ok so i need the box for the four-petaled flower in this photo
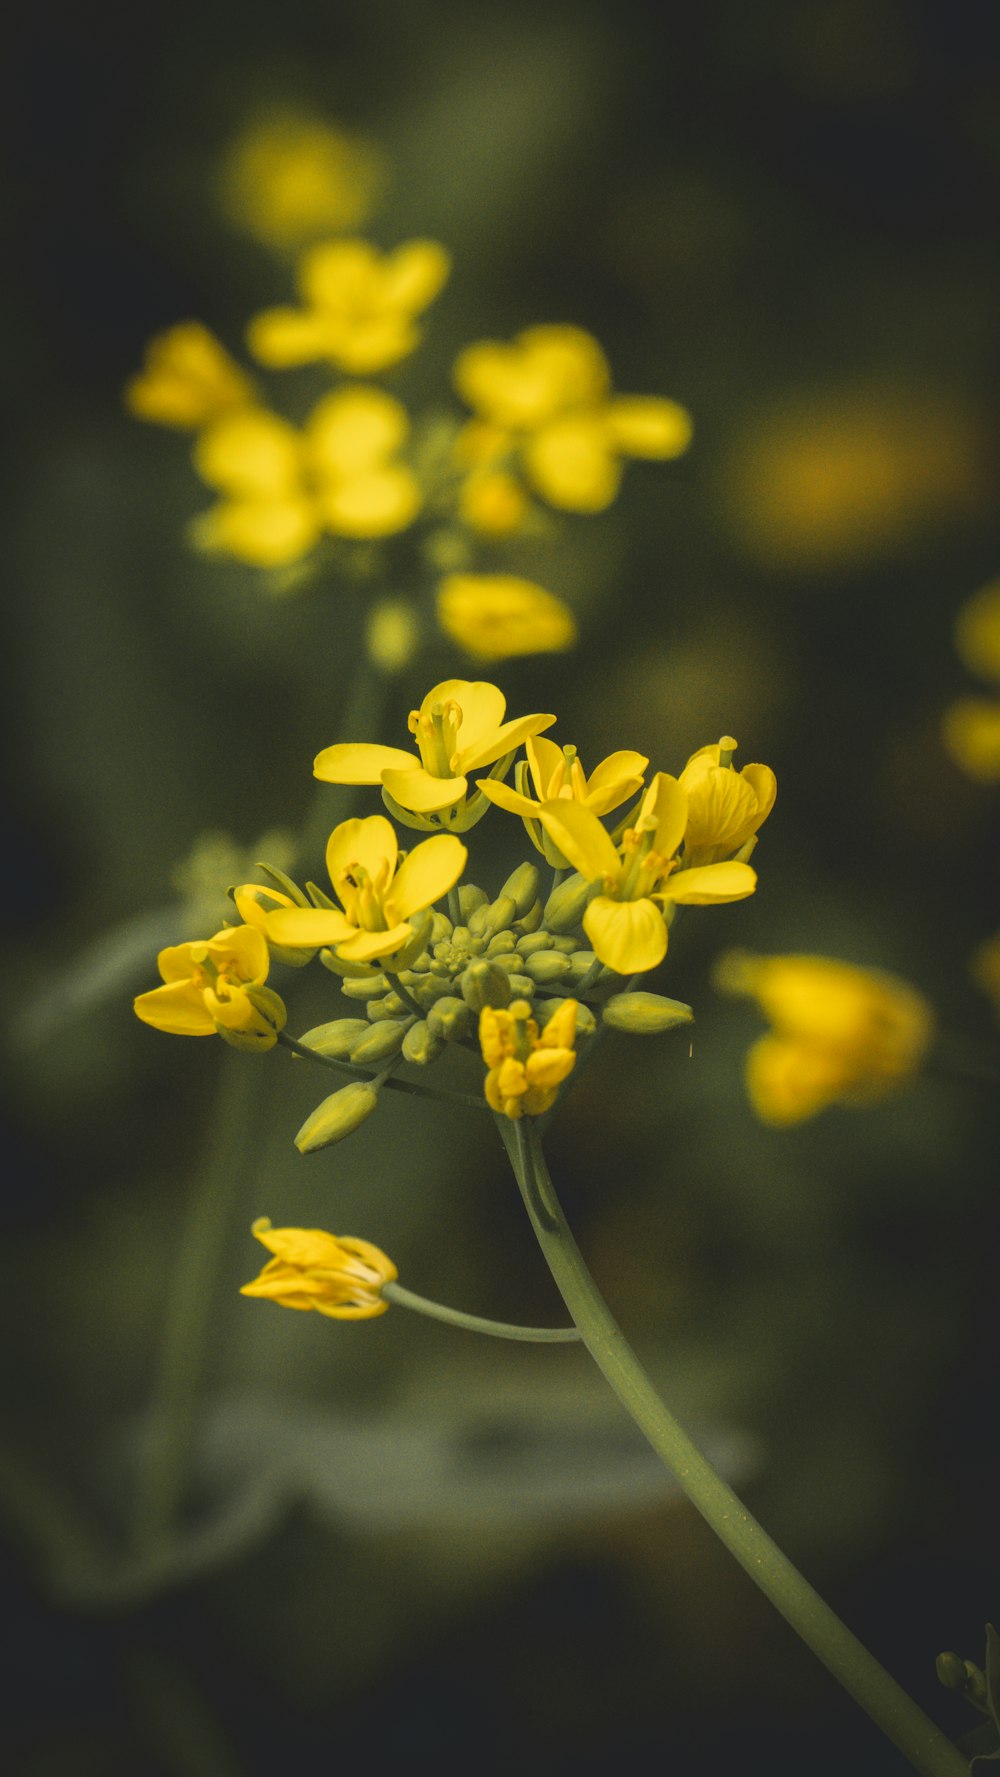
[247,238,451,374]
[677,737,777,866]
[240,1218,397,1319]
[191,389,421,567]
[313,679,556,832]
[480,735,648,865]
[133,925,286,1048]
[259,815,467,966]
[436,575,577,663]
[536,774,757,975]
[125,323,256,430]
[216,112,386,249]
[714,951,933,1126]
[480,999,579,1119]
[453,324,692,514]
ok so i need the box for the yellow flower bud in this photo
[601,992,694,1035]
[295,1083,379,1153]
[240,1217,396,1321]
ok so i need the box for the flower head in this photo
[482,734,648,866]
[259,814,466,966]
[216,112,386,249]
[437,575,577,662]
[715,950,932,1125]
[677,737,777,865]
[480,998,579,1119]
[247,237,450,375]
[192,389,421,567]
[536,773,757,975]
[454,324,692,514]
[134,925,285,1048]
[943,579,1000,782]
[240,1217,396,1320]
[125,323,256,430]
[313,679,555,832]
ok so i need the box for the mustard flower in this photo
[240,1218,396,1320]
[313,679,555,831]
[480,998,578,1119]
[133,925,286,1048]
[258,815,466,966]
[436,575,577,662]
[677,737,777,865]
[125,323,256,430]
[453,324,692,514]
[191,389,421,567]
[943,578,1000,782]
[536,774,757,975]
[972,928,1000,1016]
[246,238,450,375]
[481,735,648,866]
[715,950,933,1126]
[216,112,386,249]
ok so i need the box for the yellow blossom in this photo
[240,1217,396,1320]
[715,950,933,1125]
[247,238,450,374]
[259,815,466,966]
[191,389,421,567]
[313,679,555,832]
[480,999,578,1119]
[972,929,1000,1015]
[133,925,285,1047]
[216,112,386,249]
[481,734,648,866]
[436,575,577,662]
[943,579,1000,782]
[536,774,757,975]
[125,323,256,430]
[453,324,692,514]
[677,737,777,865]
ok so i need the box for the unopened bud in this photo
[543,872,592,933]
[349,1019,412,1064]
[298,1018,370,1059]
[426,996,475,1041]
[402,1020,446,1065]
[295,1082,378,1153]
[387,910,434,971]
[512,898,544,935]
[499,861,541,917]
[458,883,489,921]
[459,958,513,1013]
[543,998,597,1037]
[601,993,694,1035]
[522,950,573,985]
[339,974,391,999]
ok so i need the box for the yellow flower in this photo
[240,1218,396,1320]
[677,737,777,865]
[436,575,577,662]
[536,774,757,974]
[125,323,256,430]
[260,815,466,965]
[247,238,450,374]
[191,389,421,566]
[133,925,285,1048]
[480,998,578,1119]
[715,950,933,1126]
[943,579,1000,782]
[480,734,648,866]
[313,680,556,832]
[216,111,386,249]
[972,929,1000,1014]
[453,324,692,514]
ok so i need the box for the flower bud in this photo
[522,950,573,985]
[566,949,599,983]
[458,883,489,921]
[542,998,597,1037]
[348,1019,412,1064]
[426,995,475,1041]
[367,991,408,1020]
[339,974,391,999]
[298,1018,370,1059]
[516,930,555,957]
[215,985,287,1051]
[499,861,541,917]
[512,898,544,935]
[295,1082,378,1152]
[601,992,694,1035]
[386,910,434,972]
[486,931,517,956]
[459,958,513,1013]
[543,872,592,933]
[402,1019,446,1065]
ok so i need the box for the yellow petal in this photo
[246,307,338,368]
[379,240,451,312]
[477,778,540,817]
[299,238,379,307]
[535,800,620,881]
[583,750,649,815]
[741,763,777,826]
[524,415,621,513]
[421,679,507,750]
[606,397,693,459]
[326,816,398,892]
[942,697,1000,782]
[453,341,546,429]
[457,710,557,772]
[313,742,418,784]
[526,734,564,797]
[324,318,419,375]
[436,575,576,662]
[380,766,469,813]
[265,906,356,946]
[205,925,271,979]
[664,861,757,904]
[134,981,215,1035]
[642,772,688,858]
[320,466,421,538]
[194,410,302,496]
[193,498,320,567]
[337,922,414,962]
[583,895,667,974]
[386,834,467,921]
[746,1035,847,1125]
[519,326,610,401]
[125,322,255,428]
[307,386,409,471]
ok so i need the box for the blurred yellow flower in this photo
[125,323,256,430]
[260,814,466,965]
[436,575,577,661]
[480,998,578,1119]
[715,950,932,1125]
[247,238,450,374]
[454,324,692,514]
[942,579,1000,782]
[537,774,756,974]
[678,737,777,865]
[972,928,1000,1014]
[240,1218,396,1320]
[313,679,555,830]
[191,389,421,566]
[217,112,386,249]
[134,925,285,1048]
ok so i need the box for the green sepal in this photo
[252,862,310,907]
[386,909,434,971]
[318,948,384,981]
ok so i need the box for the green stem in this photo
[277,1028,486,1111]
[503,1117,967,1777]
[132,1052,263,1555]
[382,1281,580,1342]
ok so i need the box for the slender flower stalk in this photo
[502,1117,967,1777]
[382,1281,580,1342]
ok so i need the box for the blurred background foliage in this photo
[5,1,1000,1773]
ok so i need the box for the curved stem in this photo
[502,1116,967,1777]
[382,1281,580,1342]
[277,1028,486,1111]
